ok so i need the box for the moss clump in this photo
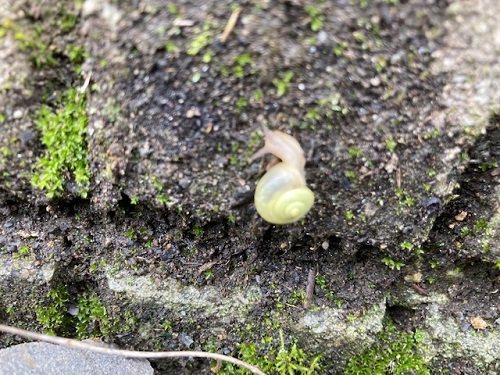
[3,2,82,69]
[31,88,90,198]
[36,286,111,339]
[217,329,322,375]
[187,22,215,56]
[75,294,110,339]
[344,320,430,375]
[36,285,71,336]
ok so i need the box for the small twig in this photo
[197,260,218,276]
[303,267,317,309]
[220,6,242,44]
[410,283,429,297]
[78,70,92,94]
[0,324,266,375]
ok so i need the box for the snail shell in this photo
[249,126,315,224]
[254,163,314,224]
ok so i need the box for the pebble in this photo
[179,333,194,348]
[12,110,23,119]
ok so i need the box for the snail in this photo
[249,126,314,224]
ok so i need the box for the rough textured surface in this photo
[0,0,499,373]
[0,342,153,375]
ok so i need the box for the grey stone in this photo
[0,342,153,375]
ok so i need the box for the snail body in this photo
[250,127,314,224]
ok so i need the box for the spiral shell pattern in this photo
[254,163,314,224]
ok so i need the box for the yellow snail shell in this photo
[254,163,314,224]
[250,127,314,224]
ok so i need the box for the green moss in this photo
[217,329,322,375]
[479,161,498,171]
[333,41,349,56]
[345,210,355,220]
[345,170,357,182]
[381,256,405,270]
[157,194,170,205]
[14,29,57,68]
[1,145,12,158]
[4,3,83,70]
[125,228,136,240]
[36,286,70,335]
[385,136,397,152]
[400,240,414,251]
[302,93,349,130]
[423,129,441,140]
[288,290,306,306]
[233,52,255,78]
[187,22,214,56]
[75,294,110,339]
[192,227,204,237]
[59,11,78,32]
[273,71,294,97]
[219,52,256,80]
[395,189,415,208]
[31,88,90,198]
[348,147,363,159]
[13,245,30,259]
[36,285,115,340]
[229,143,242,166]
[235,96,248,113]
[474,217,492,235]
[245,130,264,159]
[319,93,349,115]
[305,5,325,32]
[151,176,163,190]
[253,89,263,101]
[65,44,88,67]
[344,320,430,375]
[204,269,214,280]
[167,4,179,15]
[373,55,387,73]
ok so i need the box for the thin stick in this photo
[0,324,266,375]
[220,6,242,44]
[78,70,92,94]
[303,267,317,309]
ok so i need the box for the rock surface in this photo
[0,342,153,375]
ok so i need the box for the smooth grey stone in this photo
[0,342,153,375]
